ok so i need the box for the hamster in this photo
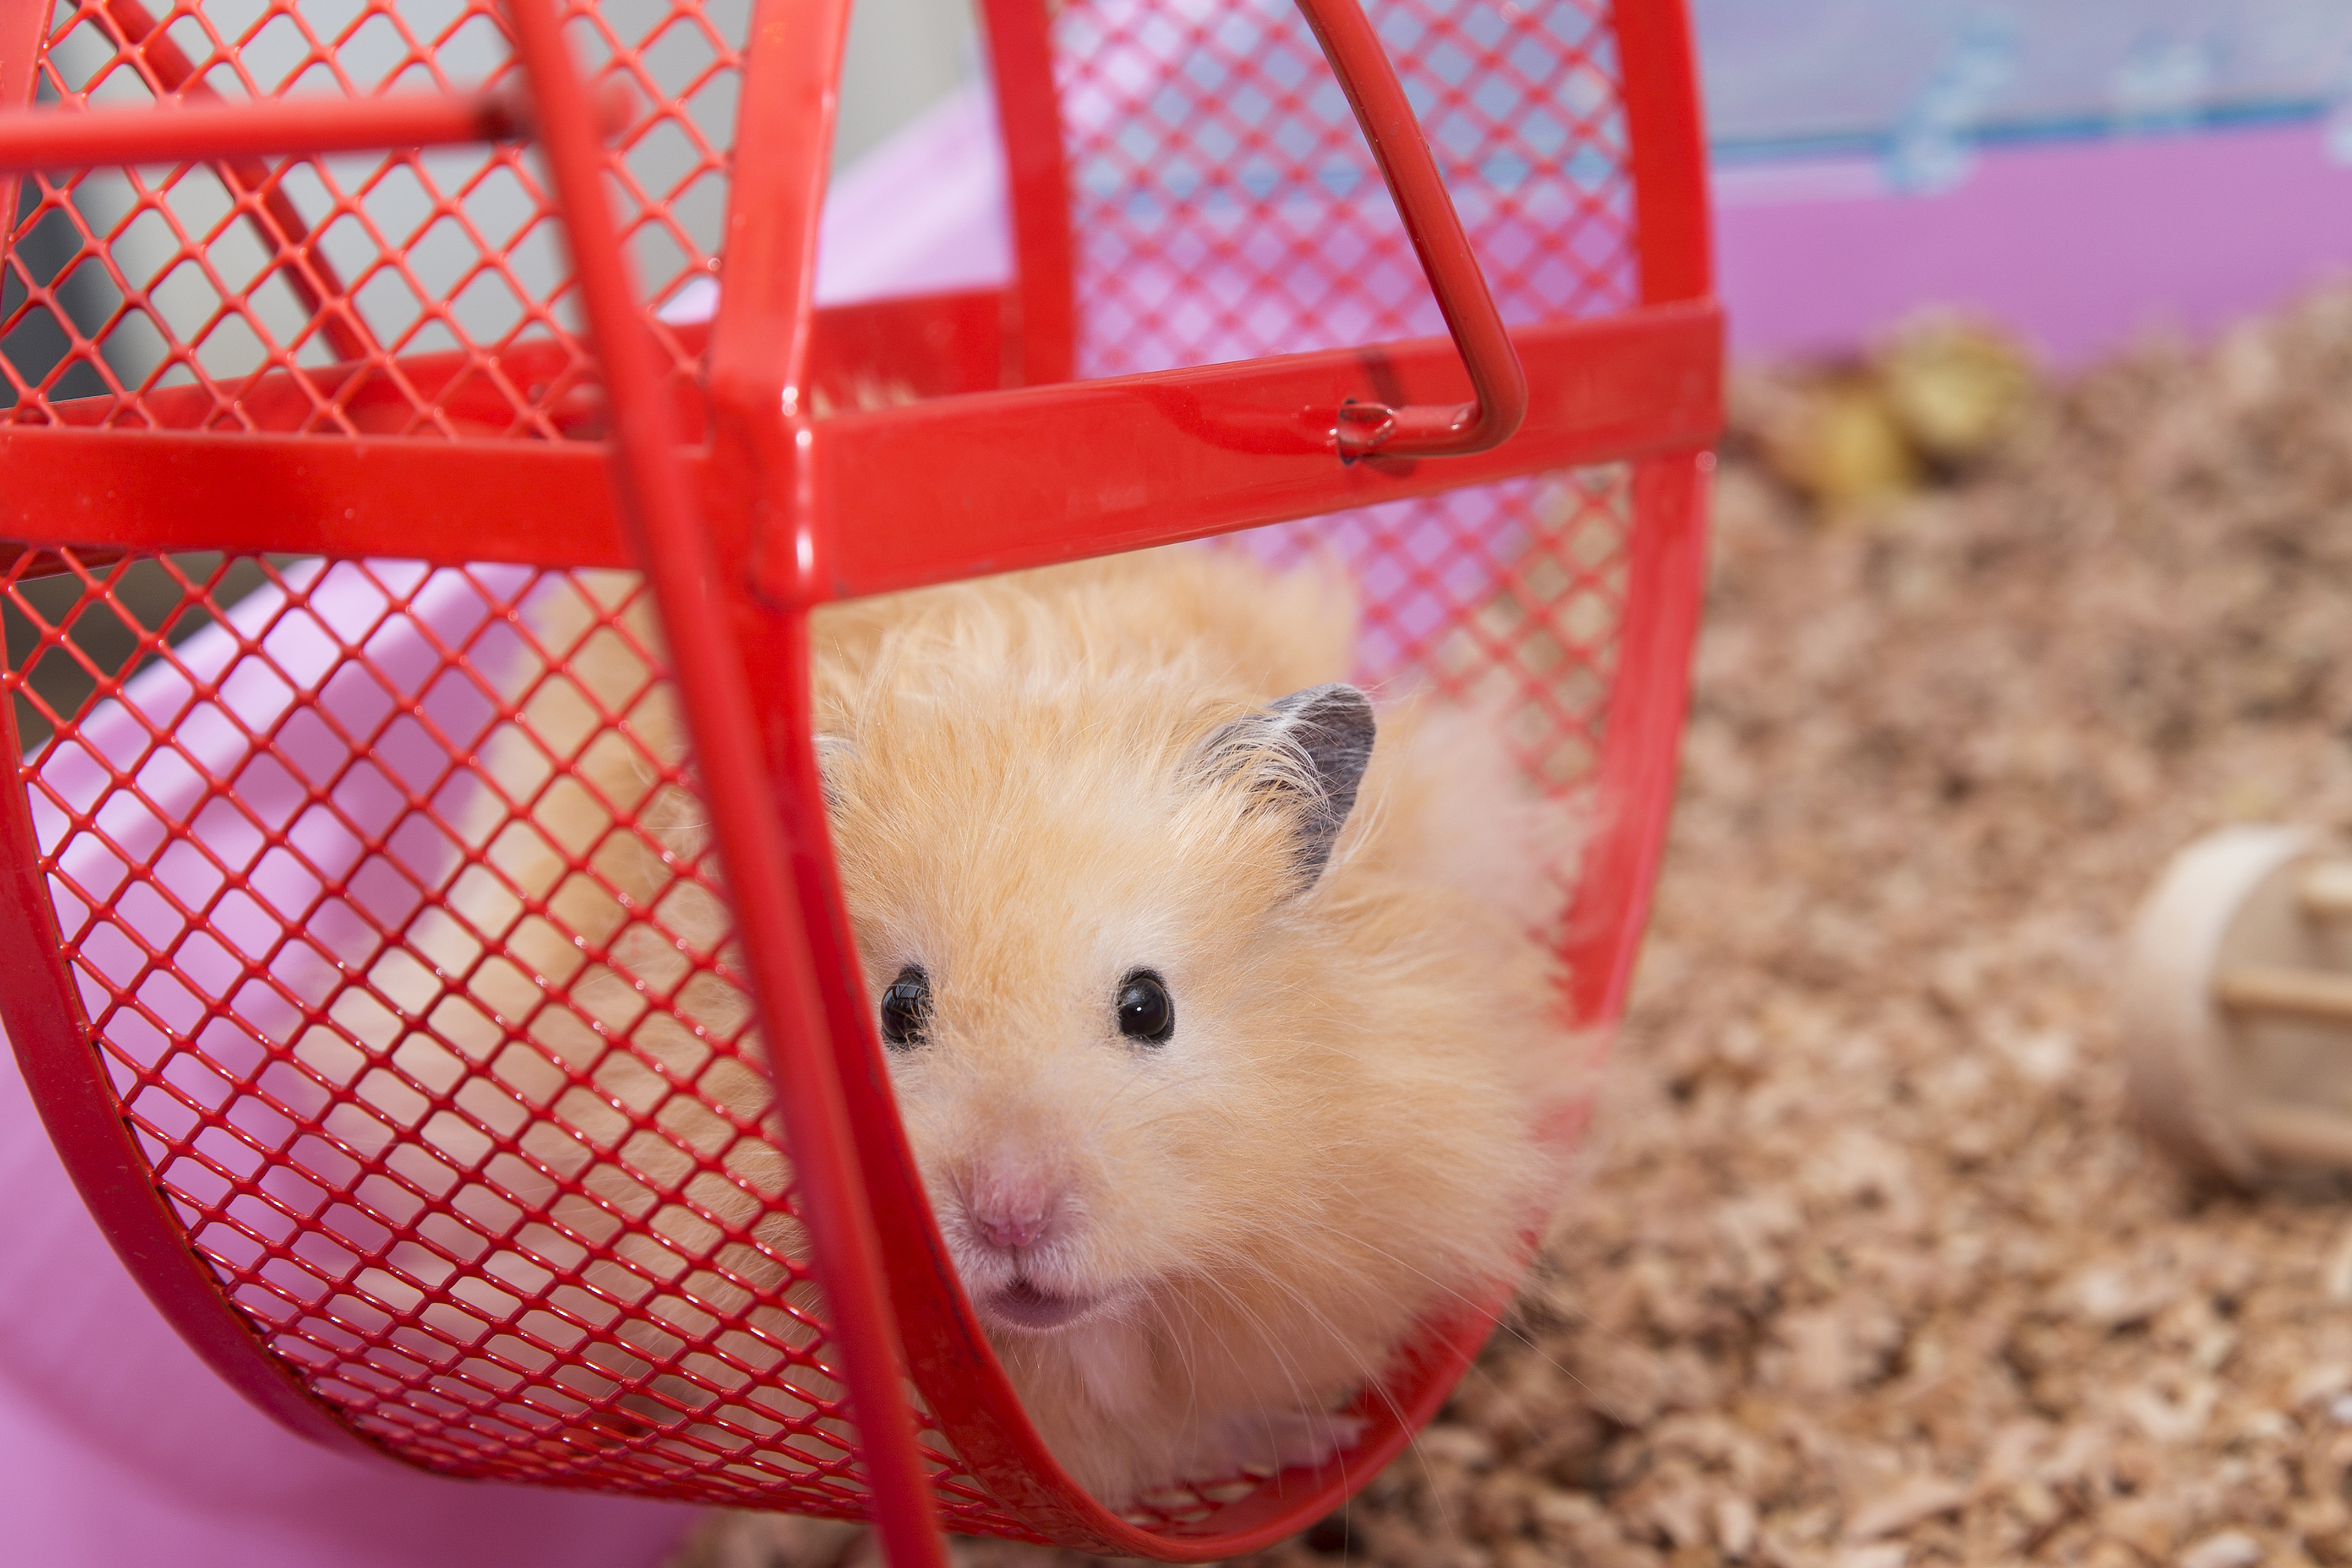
[456,548,1578,1506]
[810,550,1577,1503]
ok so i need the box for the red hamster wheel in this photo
[0,0,1717,1556]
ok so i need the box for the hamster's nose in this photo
[967,1185,1062,1253]
[978,1209,1050,1250]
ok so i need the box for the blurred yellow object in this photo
[1878,314,2038,467]
[1804,376,1924,506]
[1726,314,2038,513]
[1733,368,1919,510]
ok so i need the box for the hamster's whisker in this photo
[1142,1287,1236,1470]
[1200,1250,1420,1429]
[1218,1253,1414,1398]
[1268,1212,1637,1426]
[1152,1287,1242,1469]
[1180,1269,1343,1481]
[1076,1061,1203,1141]
[1174,1266,1327,1426]
[1141,1291,1205,1426]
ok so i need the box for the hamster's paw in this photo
[1209,1405,1368,1479]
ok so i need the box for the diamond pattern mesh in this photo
[1058,0,1632,376]
[3,554,980,1515]
[2,0,740,434]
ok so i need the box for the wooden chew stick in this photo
[2239,1101,2352,1172]
[2299,859,2352,921]
[2216,963,2352,1025]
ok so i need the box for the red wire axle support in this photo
[0,88,533,169]
[0,0,1720,1559]
[1301,0,1527,458]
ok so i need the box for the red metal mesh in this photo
[1058,0,1632,376]
[1231,466,1628,789]
[2,0,1651,1541]
[5,552,962,1515]
[2,0,736,434]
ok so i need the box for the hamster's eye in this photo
[1116,970,1174,1044]
[880,965,931,1049]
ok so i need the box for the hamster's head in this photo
[822,671,1376,1339]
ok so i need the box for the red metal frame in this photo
[1618,0,1715,309]
[0,0,1720,1558]
[0,88,531,171]
[499,0,947,1561]
[1,303,1716,573]
[0,0,46,154]
[1557,0,1716,1030]
[978,0,1075,387]
[1296,0,1526,458]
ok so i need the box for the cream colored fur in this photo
[812,550,1574,1502]
[460,548,1577,1504]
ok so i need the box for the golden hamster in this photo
[811,550,1577,1503]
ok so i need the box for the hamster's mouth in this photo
[979,1279,1109,1334]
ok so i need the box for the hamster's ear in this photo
[1196,682,1375,887]
[812,733,855,812]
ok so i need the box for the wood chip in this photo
[2178,1530,2264,1568]
[1843,1476,1969,1541]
